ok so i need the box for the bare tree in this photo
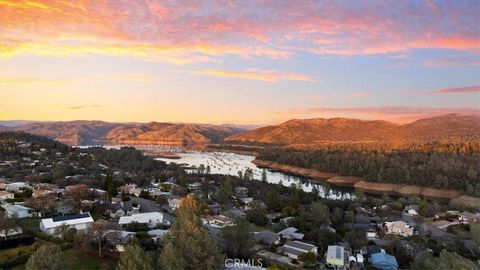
[0,211,17,239]
[65,184,90,213]
[25,194,56,217]
[88,219,120,258]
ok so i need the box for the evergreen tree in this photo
[221,219,255,258]
[26,245,65,270]
[117,244,152,270]
[159,195,224,270]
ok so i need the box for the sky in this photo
[0,0,479,125]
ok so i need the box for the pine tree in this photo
[117,244,152,270]
[159,195,224,270]
[26,245,65,270]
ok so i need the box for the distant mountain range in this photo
[225,114,480,147]
[2,114,479,147]
[7,121,243,146]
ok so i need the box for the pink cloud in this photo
[1,1,479,62]
[404,85,480,96]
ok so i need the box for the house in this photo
[254,231,281,246]
[367,229,378,239]
[188,182,202,190]
[108,200,140,218]
[240,197,254,205]
[118,212,164,228]
[5,182,30,192]
[32,189,54,198]
[371,252,398,270]
[104,230,136,252]
[404,205,419,216]
[148,229,169,243]
[222,209,246,219]
[326,245,346,269]
[234,187,248,198]
[118,184,137,194]
[0,226,23,238]
[384,221,414,237]
[5,204,36,218]
[202,215,234,228]
[168,197,183,211]
[278,227,304,240]
[0,190,14,201]
[280,241,317,259]
[40,213,94,236]
[459,211,480,224]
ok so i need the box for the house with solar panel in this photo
[39,213,94,236]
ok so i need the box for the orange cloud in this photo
[1,1,478,62]
[190,68,315,82]
[403,85,480,96]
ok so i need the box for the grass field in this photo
[11,248,118,270]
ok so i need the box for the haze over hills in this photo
[225,114,480,147]
[3,114,479,147]
[13,121,243,146]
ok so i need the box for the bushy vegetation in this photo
[259,143,480,194]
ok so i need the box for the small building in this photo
[118,212,164,228]
[371,252,398,270]
[367,229,378,239]
[326,245,346,269]
[40,213,94,236]
[148,229,169,243]
[188,182,202,190]
[280,240,317,259]
[5,204,36,219]
[0,226,23,238]
[0,190,14,201]
[384,221,414,237]
[278,227,304,240]
[404,205,419,216]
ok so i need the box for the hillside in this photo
[226,114,480,147]
[16,121,242,146]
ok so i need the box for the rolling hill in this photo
[225,114,480,147]
[15,121,242,146]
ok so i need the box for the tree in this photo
[25,194,56,217]
[0,212,17,239]
[159,195,224,270]
[246,201,268,226]
[26,245,65,270]
[89,219,118,257]
[354,189,365,202]
[471,223,480,248]
[266,189,282,212]
[117,244,152,270]
[221,219,255,259]
[418,200,433,217]
[345,229,367,250]
[331,207,343,226]
[103,172,118,203]
[299,252,317,265]
[65,184,90,213]
[261,169,267,183]
[288,190,300,211]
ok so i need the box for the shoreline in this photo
[252,159,465,200]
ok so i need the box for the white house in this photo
[40,213,94,236]
[404,205,419,216]
[0,191,14,201]
[384,221,414,237]
[278,227,304,240]
[118,212,164,228]
[202,215,234,228]
[280,240,318,259]
[5,182,30,192]
[5,204,36,218]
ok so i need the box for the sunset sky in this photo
[1,0,479,125]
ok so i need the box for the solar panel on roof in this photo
[52,213,89,222]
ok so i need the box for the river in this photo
[155,151,353,200]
